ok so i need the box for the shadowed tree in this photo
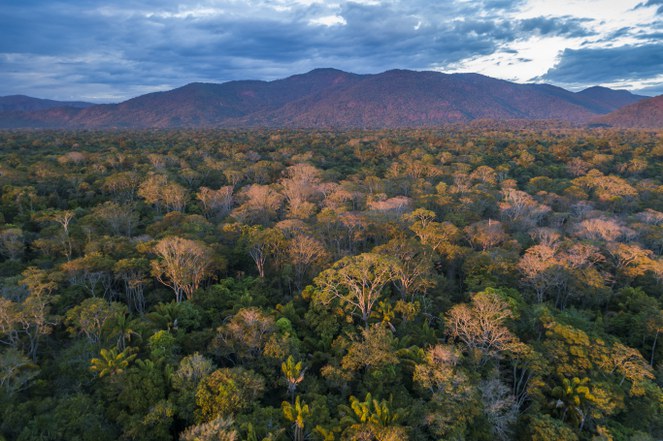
[0,227,24,260]
[0,347,39,395]
[413,344,479,438]
[211,307,275,362]
[64,297,125,345]
[4,268,62,360]
[287,233,329,292]
[114,258,149,314]
[61,252,115,298]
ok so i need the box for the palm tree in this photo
[282,396,310,441]
[89,347,136,378]
[281,355,305,402]
[107,312,141,350]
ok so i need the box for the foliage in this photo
[0,128,662,440]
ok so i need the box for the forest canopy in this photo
[0,127,662,440]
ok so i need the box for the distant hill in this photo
[0,95,94,112]
[0,69,650,129]
[592,94,663,128]
[576,86,647,114]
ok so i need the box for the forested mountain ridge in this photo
[592,94,663,128]
[0,69,648,128]
[0,128,662,440]
[0,95,94,112]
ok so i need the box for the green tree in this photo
[282,396,310,441]
[0,348,39,395]
[195,368,265,422]
[281,355,305,402]
[315,253,398,327]
[65,298,125,345]
[172,352,215,424]
[89,346,136,378]
[338,393,406,441]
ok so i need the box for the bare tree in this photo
[287,233,328,292]
[499,188,550,230]
[151,236,213,302]
[50,210,75,261]
[478,377,519,441]
[280,163,322,219]
[232,184,284,225]
[114,258,149,314]
[92,201,138,237]
[446,290,520,364]
[465,220,508,251]
[197,186,234,219]
[517,244,569,304]
[574,217,627,242]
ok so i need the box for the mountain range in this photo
[0,68,659,129]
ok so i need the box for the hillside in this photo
[576,86,646,114]
[592,94,663,128]
[0,95,94,112]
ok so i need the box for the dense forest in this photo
[0,128,661,441]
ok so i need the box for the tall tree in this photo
[315,253,398,327]
[151,236,213,302]
[445,289,521,364]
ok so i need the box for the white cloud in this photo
[145,7,227,19]
[443,35,586,83]
[309,14,347,26]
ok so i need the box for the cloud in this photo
[636,0,663,14]
[540,43,663,85]
[0,0,659,101]
[517,16,594,38]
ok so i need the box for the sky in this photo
[1,0,662,103]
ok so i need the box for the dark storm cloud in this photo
[540,44,663,84]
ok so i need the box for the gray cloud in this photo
[540,44,663,87]
[518,16,594,38]
[637,0,663,14]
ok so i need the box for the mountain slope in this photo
[236,71,602,127]
[0,95,94,112]
[576,86,647,114]
[592,95,663,128]
[0,69,650,129]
